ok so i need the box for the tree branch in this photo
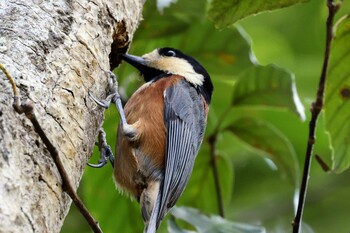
[315,154,331,172]
[1,64,103,233]
[292,1,340,232]
[208,133,225,218]
[207,107,233,218]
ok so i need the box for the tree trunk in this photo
[0,0,143,232]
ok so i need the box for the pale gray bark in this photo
[0,0,144,232]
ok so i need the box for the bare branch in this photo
[208,134,225,218]
[315,155,331,172]
[292,1,340,232]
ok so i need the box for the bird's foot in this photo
[88,128,114,168]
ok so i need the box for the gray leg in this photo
[88,71,119,109]
[90,72,128,126]
[88,71,136,168]
[90,71,137,140]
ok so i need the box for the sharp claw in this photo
[87,152,108,168]
[103,145,115,168]
[105,146,115,167]
[109,156,115,167]
[88,152,114,168]
[88,129,115,169]
[87,161,108,168]
[88,91,111,109]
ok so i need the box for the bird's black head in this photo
[120,47,213,104]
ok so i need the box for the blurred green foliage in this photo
[62,0,350,232]
[324,15,350,173]
[208,0,308,29]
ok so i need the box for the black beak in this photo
[120,54,148,70]
[120,53,164,82]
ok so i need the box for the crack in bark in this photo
[89,0,99,7]
[0,27,16,33]
[23,152,62,203]
[83,96,88,108]
[8,1,29,8]
[46,76,63,107]
[106,5,118,22]
[38,174,62,204]
[46,112,77,152]
[14,38,47,72]
[67,63,82,77]
[77,39,102,70]
[75,1,87,10]
[70,114,84,132]
[61,87,75,98]
[15,38,44,58]
[20,207,35,233]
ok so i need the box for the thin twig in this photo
[206,108,230,218]
[1,64,103,233]
[208,134,225,218]
[207,107,232,218]
[315,155,331,172]
[0,64,19,97]
[292,1,340,232]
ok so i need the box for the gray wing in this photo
[147,79,207,232]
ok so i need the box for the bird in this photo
[89,47,213,233]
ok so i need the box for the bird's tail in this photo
[143,191,161,233]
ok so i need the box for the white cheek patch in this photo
[150,57,204,86]
[141,49,204,86]
[142,50,161,62]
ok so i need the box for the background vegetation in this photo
[62,0,350,232]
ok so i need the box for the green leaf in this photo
[227,117,299,183]
[232,64,306,120]
[169,206,265,233]
[208,0,308,29]
[135,0,207,39]
[324,15,350,173]
[168,218,196,233]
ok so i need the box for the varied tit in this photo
[90,47,213,233]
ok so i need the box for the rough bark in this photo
[0,0,144,232]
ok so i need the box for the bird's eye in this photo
[165,50,176,57]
